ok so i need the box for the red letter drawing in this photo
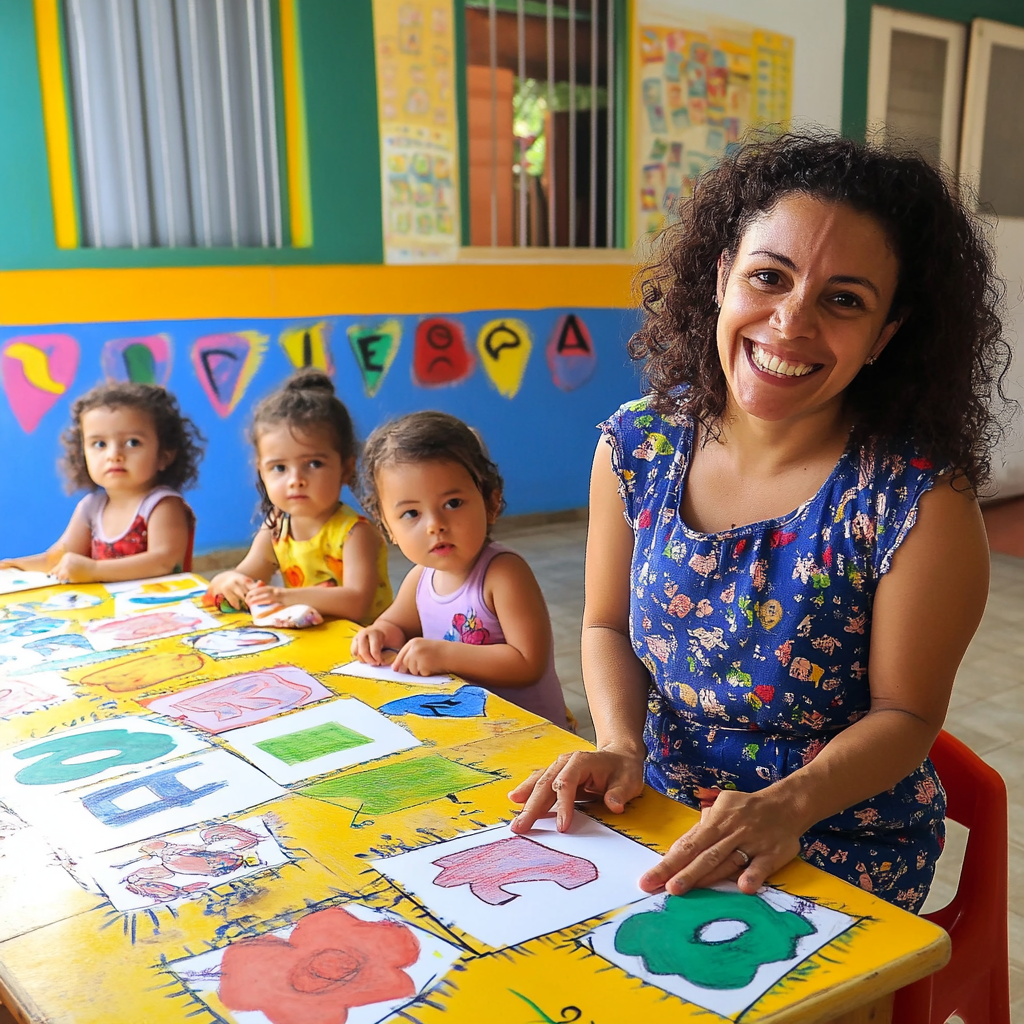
[431,836,598,905]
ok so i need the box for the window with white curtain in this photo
[63,0,283,249]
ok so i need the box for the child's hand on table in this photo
[391,637,449,676]
[50,552,96,584]
[245,580,287,611]
[206,570,255,610]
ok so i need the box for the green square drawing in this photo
[254,721,372,765]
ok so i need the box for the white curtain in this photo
[63,0,282,248]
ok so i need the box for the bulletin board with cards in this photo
[0,574,947,1024]
[630,3,793,243]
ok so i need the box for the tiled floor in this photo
[421,516,1023,1020]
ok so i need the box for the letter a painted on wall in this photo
[1,334,80,433]
[546,314,597,391]
[191,332,268,417]
[347,320,401,397]
[101,334,173,385]
[279,321,334,374]
[476,318,531,398]
[413,317,473,387]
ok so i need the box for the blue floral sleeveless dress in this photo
[602,397,946,913]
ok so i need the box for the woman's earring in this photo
[866,356,877,365]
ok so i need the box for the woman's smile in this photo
[746,340,821,381]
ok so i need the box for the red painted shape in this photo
[413,317,474,387]
[219,907,419,1024]
[432,835,598,905]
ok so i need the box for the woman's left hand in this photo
[639,787,804,896]
[50,552,95,584]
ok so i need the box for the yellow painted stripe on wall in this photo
[279,0,312,248]
[34,0,79,250]
[0,264,634,326]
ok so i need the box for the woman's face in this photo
[715,193,901,425]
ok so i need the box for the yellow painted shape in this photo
[279,0,312,247]
[477,317,532,398]
[33,0,78,249]
[279,320,334,372]
[1,342,67,393]
[0,263,633,326]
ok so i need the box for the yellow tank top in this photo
[271,503,392,626]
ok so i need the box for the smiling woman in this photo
[510,131,1013,914]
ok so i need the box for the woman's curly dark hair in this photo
[60,382,204,493]
[632,129,1013,490]
[250,369,357,530]
[359,411,506,531]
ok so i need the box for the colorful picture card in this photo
[221,698,422,785]
[371,813,661,951]
[142,664,333,734]
[331,659,452,687]
[84,600,219,650]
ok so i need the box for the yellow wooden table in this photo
[0,576,947,1024]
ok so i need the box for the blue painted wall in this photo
[1,307,642,557]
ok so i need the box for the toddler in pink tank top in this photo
[351,412,571,729]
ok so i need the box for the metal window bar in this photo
[546,0,556,247]
[517,0,527,247]
[589,0,597,247]
[488,0,498,247]
[606,0,614,247]
[568,0,576,247]
[61,0,283,250]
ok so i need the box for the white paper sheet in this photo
[181,626,292,660]
[165,901,464,1024]
[84,600,219,650]
[0,716,211,799]
[143,664,333,734]
[78,815,291,912]
[371,813,662,951]
[220,698,421,785]
[331,659,452,687]
[0,569,56,596]
[0,671,76,719]
[585,883,858,1019]
[0,631,141,676]
[38,590,103,610]
[24,748,287,854]
[112,577,209,618]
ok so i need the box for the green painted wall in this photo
[0,0,383,270]
[843,0,1024,138]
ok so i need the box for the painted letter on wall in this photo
[191,332,268,417]
[348,320,402,397]
[546,314,597,391]
[476,319,531,398]
[413,317,473,387]
[1,334,79,432]
[101,334,173,385]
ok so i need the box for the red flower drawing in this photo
[219,907,419,1024]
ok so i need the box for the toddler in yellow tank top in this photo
[208,371,392,625]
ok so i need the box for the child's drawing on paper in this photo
[372,814,661,950]
[165,901,463,1024]
[585,884,857,1019]
[80,817,290,912]
[112,575,207,616]
[182,626,292,660]
[0,568,55,596]
[84,601,218,650]
[0,672,74,718]
[38,590,103,610]
[143,665,332,733]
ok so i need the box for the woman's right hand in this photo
[206,571,255,610]
[508,747,646,834]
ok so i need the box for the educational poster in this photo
[585,883,857,1019]
[372,813,661,951]
[373,0,460,263]
[631,2,793,241]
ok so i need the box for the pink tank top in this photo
[416,542,568,728]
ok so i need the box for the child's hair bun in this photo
[284,368,335,395]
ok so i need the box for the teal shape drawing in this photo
[13,728,176,786]
[299,753,496,815]
[614,890,816,990]
[254,721,371,765]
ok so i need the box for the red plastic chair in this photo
[892,729,1010,1023]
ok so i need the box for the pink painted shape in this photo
[432,835,598,905]
[143,665,332,733]
[100,334,173,385]
[191,333,253,417]
[1,334,79,433]
[0,678,64,718]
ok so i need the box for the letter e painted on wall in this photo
[546,314,597,391]
[476,319,531,398]
[413,317,473,387]
[1,334,79,433]
[347,320,402,397]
